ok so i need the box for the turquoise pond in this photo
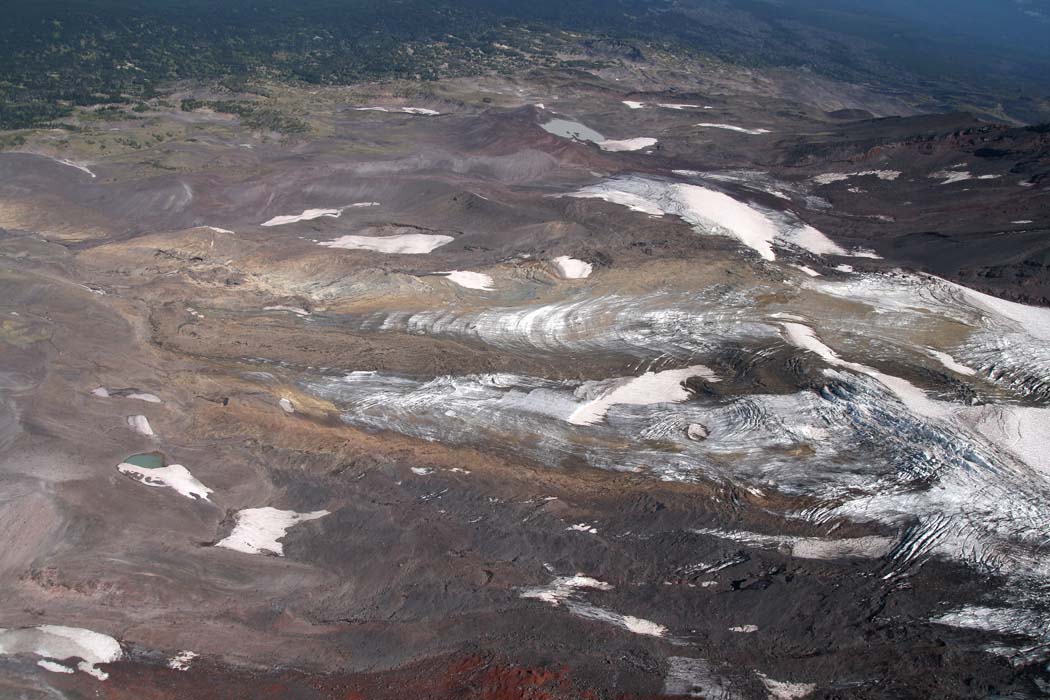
[122,452,165,469]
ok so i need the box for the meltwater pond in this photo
[121,452,165,469]
[540,118,605,143]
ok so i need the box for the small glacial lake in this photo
[540,119,605,143]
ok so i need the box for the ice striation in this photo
[292,237,1050,648]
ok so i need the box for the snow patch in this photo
[552,256,593,279]
[812,173,850,185]
[0,625,122,681]
[319,233,453,254]
[857,170,901,180]
[168,650,198,671]
[927,349,975,376]
[598,137,658,152]
[520,574,668,637]
[279,398,295,413]
[441,271,495,290]
[215,507,329,556]
[672,185,779,260]
[520,574,611,604]
[319,232,451,255]
[262,203,379,227]
[127,415,154,437]
[780,322,947,419]
[569,176,839,261]
[958,404,1050,477]
[264,305,310,316]
[694,123,771,135]
[53,158,96,178]
[354,106,439,115]
[118,462,212,501]
[780,224,847,256]
[569,365,716,426]
[931,170,1001,185]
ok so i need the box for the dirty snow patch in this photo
[567,189,665,216]
[694,527,894,560]
[729,625,759,633]
[279,398,295,413]
[758,673,816,700]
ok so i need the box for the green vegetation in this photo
[179,99,307,134]
[0,133,27,150]
[0,0,600,129]
[1,0,1048,130]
